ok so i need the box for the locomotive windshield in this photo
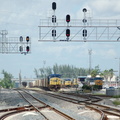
[49,74,61,78]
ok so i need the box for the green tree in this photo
[0,70,14,88]
[90,65,100,77]
[109,69,114,81]
[103,70,109,82]
[34,68,40,78]
[101,69,114,82]
[34,64,90,78]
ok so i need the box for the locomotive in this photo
[30,74,62,91]
[62,78,72,87]
[85,77,103,89]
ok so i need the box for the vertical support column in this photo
[88,49,92,75]
[0,30,8,53]
[43,60,46,87]
[82,8,87,42]
[19,71,22,88]
[52,2,57,41]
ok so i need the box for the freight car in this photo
[31,74,62,91]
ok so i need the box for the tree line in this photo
[34,64,114,81]
[34,64,89,78]
[0,65,115,89]
[34,64,115,81]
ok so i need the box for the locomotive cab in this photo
[48,74,61,90]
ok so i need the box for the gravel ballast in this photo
[0,88,119,120]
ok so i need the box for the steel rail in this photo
[38,92,106,120]
[62,93,102,102]
[18,89,75,120]
[39,91,120,119]
[17,90,49,120]
[0,105,31,112]
[0,106,48,120]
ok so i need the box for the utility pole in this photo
[88,49,92,75]
[43,60,46,86]
[19,71,22,88]
[115,58,120,81]
[0,30,8,53]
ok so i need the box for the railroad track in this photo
[0,105,47,120]
[36,91,120,119]
[62,92,104,102]
[62,93,120,117]
[0,89,75,120]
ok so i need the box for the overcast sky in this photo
[0,0,120,78]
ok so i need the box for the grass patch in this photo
[92,93,105,95]
[113,95,120,98]
[113,100,120,106]
[83,90,91,93]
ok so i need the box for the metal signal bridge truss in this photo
[38,3,120,42]
[0,30,31,54]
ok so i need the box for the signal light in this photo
[52,29,56,37]
[83,8,87,12]
[52,2,56,10]
[26,36,29,42]
[83,29,87,37]
[26,46,30,52]
[82,19,87,23]
[19,46,23,52]
[52,15,56,23]
[66,29,70,37]
[19,36,23,42]
[66,14,70,23]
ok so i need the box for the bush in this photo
[113,100,120,106]
[113,95,120,98]
[82,85,92,90]
[0,70,14,88]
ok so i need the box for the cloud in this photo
[76,0,120,19]
[96,49,116,59]
[89,0,120,18]
[0,0,120,78]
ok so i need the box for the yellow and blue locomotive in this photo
[30,74,62,91]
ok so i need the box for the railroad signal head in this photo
[52,29,56,37]
[66,14,70,23]
[66,29,70,37]
[83,8,87,12]
[19,46,23,52]
[82,19,87,23]
[52,2,56,10]
[26,36,29,42]
[19,36,23,42]
[83,29,87,37]
[52,15,56,23]
[26,46,30,52]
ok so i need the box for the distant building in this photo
[103,75,120,88]
[103,75,117,82]
[12,78,37,88]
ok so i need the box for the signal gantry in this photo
[0,30,31,54]
[38,2,120,42]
